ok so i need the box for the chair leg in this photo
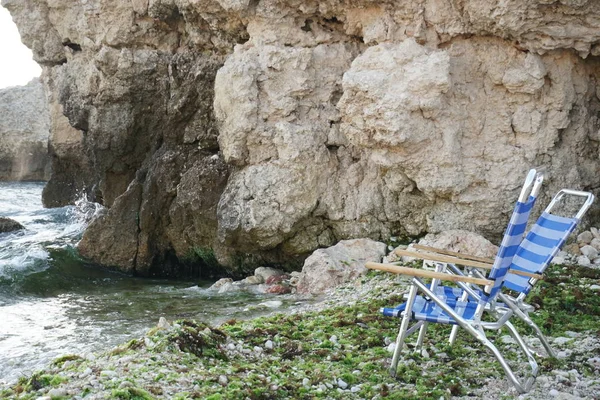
[389,283,418,377]
[449,325,459,345]
[416,322,429,351]
[517,309,556,358]
[502,321,538,392]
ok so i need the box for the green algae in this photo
[3,264,599,399]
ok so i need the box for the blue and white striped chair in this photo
[366,170,595,393]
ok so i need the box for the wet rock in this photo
[254,267,285,282]
[265,274,290,284]
[209,278,233,290]
[265,284,292,295]
[0,217,24,233]
[296,239,387,294]
[242,275,263,285]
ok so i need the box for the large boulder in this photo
[296,239,387,295]
[0,79,50,181]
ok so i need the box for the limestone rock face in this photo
[5,0,600,275]
[0,79,50,181]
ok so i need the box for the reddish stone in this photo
[265,274,290,285]
[265,284,292,294]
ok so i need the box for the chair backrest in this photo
[502,189,594,295]
[483,170,544,302]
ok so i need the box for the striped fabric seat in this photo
[503,212,577,294]
[382,297,477,325]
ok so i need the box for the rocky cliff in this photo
[4,0,600,276]
[0,78,50,181]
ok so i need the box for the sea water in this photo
[0,182,292,385]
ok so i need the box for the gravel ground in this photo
[1,271,599,400]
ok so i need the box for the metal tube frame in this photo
[389,277,538,393]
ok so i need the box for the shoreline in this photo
[2,266,599,400]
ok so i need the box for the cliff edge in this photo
[3,0,600,275]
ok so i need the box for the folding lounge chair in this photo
[366,171,595,393]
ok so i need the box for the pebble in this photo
[577,255,591,266]
[302,378,310,387]
[549,389,559,397]
[337,378,348,389]
[580,245,598,259]
[387,343,396,353]
[589,284,600,291]
[218,375,228,385]
[351,386,360,393]
[47,388,67,398]
[577,231,593,245]
[227,343,236,350]
[554,337,572,345]
[100,370,118,379]
[330,335,338,343]
[265,340,274,350]
[253,346,263,353]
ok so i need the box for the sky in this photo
[0,5,42,89]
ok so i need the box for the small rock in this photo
[243,275,263,285]
[253,346,263,353]
[330,335,338,343]
[421,349,430,359]
[0,217,24,233]
[564,243,581,256]
[256,300,283,308]
[100,370,118,379]
[387,342,396,353]
[337,378,348,389]
[554,337,572,345]
[577,255,591,266]
[564,331,580,338]
[589,284,600,291]
[209,278,233,290]
[549,389,559,397]
[501,335,516,344]
[47,388,67,398]
[591,227,600,239]
[551,256,566,265]
[302,378,310,387]
[351,386,360,393]
[383,337,392,346]
[119,381,133,389]
[590,238,600,251]
[577,231,593,245]
[265,284,291,294]
[580,245,598,259]
[227,343,236,350]
[265,340,274,350]
[157,317,170,329]
[266,274,290,284]
[254,267,285,282]
[218,375,228,385]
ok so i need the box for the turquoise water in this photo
[0,182,294,385]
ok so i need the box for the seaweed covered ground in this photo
[1,264,599,400]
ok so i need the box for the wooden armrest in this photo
[412,244,495,263]
[365,262,494,287]
[393,249,544,280]
[394,248,492,268]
